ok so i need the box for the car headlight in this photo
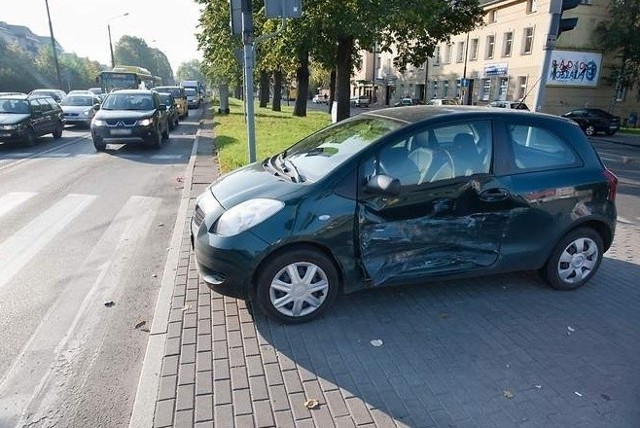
[138,118,153,126]
[82,109,92,116]
[92,119,106,126]
[214,198,284,236]
[1,124,19,130]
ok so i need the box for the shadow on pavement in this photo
[253,257,640,427]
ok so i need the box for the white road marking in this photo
[0,195,161,426]
[150,154,184,160]
[0,194,96,291]
[0,192,37,220]
[3,152,34,158]
[45,152,72,158]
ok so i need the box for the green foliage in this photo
[176,59,206,83]
[594,0,640,101]
[114,36,174,83]
[213,98,331,171]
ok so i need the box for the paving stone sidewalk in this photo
[151,114,640,428]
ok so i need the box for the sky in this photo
[1,0,203,72]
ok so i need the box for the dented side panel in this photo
[357,177,512,286]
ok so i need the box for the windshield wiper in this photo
[276,153,302,183]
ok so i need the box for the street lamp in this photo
[108,12,129,68]
[44,0,62,90]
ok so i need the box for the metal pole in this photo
[461,32,470,104]
[44,0,62,90]
[241,0,256,163]
[108,23,115,68]
[535,0,561,112]
[371,45,376,104]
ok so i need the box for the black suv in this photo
[0,94,65,146]
[91,89,169,151]
[562,108,621,136]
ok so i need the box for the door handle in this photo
[480,188,509,202]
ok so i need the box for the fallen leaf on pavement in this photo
[304,399,319,409]
[370,339,383,347]
[503,390,515,399]
[104,301,115,308]
[134,321,147,329]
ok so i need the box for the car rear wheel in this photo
[52,121,63,138]
[255,248,340,323]
[583,125,596,136]
[541,227,603,290]
[24,130,36,147]
[93,137,106,151]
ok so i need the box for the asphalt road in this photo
[0,110,201,427]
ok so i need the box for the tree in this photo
[176,59,206,83]
[594,0,640,107]
[113,36,174,84]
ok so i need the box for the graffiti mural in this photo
[547,50,602,87]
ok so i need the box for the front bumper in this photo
[0,128,29,143]
[92,124,157,143]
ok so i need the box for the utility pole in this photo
[241,0,257,163]
[44,0,62,90]
[461,32,470,105]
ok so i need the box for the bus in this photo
[98,65,162,93]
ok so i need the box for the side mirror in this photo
[93,104,100,110]
[158,104,167,111]
[365,174,401,196]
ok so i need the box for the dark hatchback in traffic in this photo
[90,89,169,151]
[562,108,621,136]
[0,94,65,146]
[192,106,618,323]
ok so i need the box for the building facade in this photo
[352,0,639,120]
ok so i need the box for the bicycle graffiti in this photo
[550,58,598,83]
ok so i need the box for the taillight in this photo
[604,169,618,202]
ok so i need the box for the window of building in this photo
[444,44,453,64]
[433,46,441,65]
[456,79,462,97]
[432,80,439,97]
[486,35,495,59]
[503,31,513,57]
[498,77,509,100]
[516,76,527,100]
[480,79,491,101]
[487,9,497,23]
[457,41,465,63]
[470,38,479,61]
[527,0,538,13]
[616,85,626,102]
[443,80,449,97]
[523,27,534,54]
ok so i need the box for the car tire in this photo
[52,121,63,138]
[150,129,162,149]
[162,124,169,140]
[541,227,603,290]
[24,129,36,147]
[93,137,106,151]
[255,247,340,324]
[605,130,616,136]
[584,125,596,136]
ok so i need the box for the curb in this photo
[128,119,202,428]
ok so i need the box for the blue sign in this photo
[484,63,508,77]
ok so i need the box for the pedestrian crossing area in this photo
[0,190,166,426]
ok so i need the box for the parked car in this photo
[426,98,459,106]
[394,97,415,107]
[487,100,530,110]
[59,94,101,127]
[350,95,370,107]
[90,89,169,151]
[28,89,67,103]
[0,94,65,146]
[157,92,179,130]
[192,106,618,323]
[312,94,329,104]
[561,108,621,136]
[154,85,188,118]
[184,87,200,109]
[0,92,27,96]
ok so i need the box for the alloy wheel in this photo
[268,262,329,318]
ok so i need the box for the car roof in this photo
[110,89,154,95]
[0,94,29,100]
[362,105,568,126]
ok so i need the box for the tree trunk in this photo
[293,50,310,117]
[259,70,269,108]
[218,83,230,114]
[328,68,336,114]
[335,37,354,122]
[234,77,243,99]
[272,68,282,112]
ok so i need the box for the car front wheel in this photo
[255,248,340,323]
[541,227,603,290]
[25,129,36,147]
[93,137,106,151]
[52,121,63,138]
[583,125,596,136]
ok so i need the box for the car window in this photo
[102,94,154,110]
[35,98,52,112]
[61,95,94,106]
[0,99,30,114]
[366,121,492,187]
[507,124,577,170]
[285,117,403,183]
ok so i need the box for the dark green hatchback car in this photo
[192,106,618,323]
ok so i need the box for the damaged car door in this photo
[356,120,510,286]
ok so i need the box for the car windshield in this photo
[185,88,197,96]
[157,87,180,98]
[0,98,30,114]
[61,95,94,106]
[101,94,154,110]
[158,94,173,105]
[278,117,403,183]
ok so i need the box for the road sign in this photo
[264,0,302,18]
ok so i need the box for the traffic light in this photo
[555,0,581,36]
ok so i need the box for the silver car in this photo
[59,94,101,127]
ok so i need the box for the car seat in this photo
[452,133,483,176]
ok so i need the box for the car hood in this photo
[0,113,29,125]
[61,105,93,114]
[209,161,301,209]
[94,109,153,120]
